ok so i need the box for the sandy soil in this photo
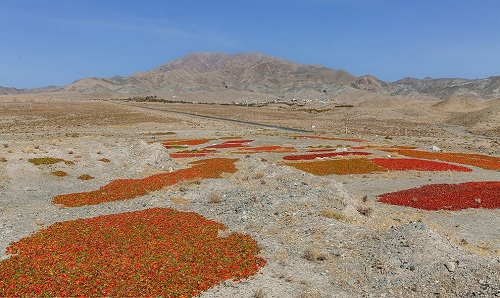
[0,100,499,297]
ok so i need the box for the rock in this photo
[445,261,456,272]
[412,222,427,230]
[389,255,402,266]
[217,229,231,238]
[330,249,341,257]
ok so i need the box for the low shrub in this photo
[77,174,94,180]
[29,157,74,166]
[51,171,68,177]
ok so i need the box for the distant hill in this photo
[62,52,359,100]
[445,98,500,136]
[0,86,24,95]
[389,76,500,99]
[432,96,488,112]
[0,85,63,95]
[3,52,500,101]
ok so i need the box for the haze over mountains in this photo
[2,52,500,102]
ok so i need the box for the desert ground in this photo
[0,98,499,297]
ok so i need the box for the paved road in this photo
[117,102,313,134]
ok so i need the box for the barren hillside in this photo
[4,52,500,103]
[62,53,358,100]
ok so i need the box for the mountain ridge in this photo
[2,52,500,101]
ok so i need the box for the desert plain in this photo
[0,94,499,297]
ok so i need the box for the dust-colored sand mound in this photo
[445,98,500,135]
[432,96,487,112]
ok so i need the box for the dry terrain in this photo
[0,99,499,297]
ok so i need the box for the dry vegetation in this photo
[50,170,68,177]
[77,174,94,180]
[28,157,74,166]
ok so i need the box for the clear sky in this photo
[1,0,499,88]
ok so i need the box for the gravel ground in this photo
[0,101,499,297]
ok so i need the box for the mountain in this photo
[62,52,359,99]
[0,85,63,95]
[3,52,500,102]
[63,76,147,94]
[0,86,24,95]
[389,76,500,99]
[350,75,390,93]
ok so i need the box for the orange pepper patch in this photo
[206,140,254,149]
[351,145,418,150]
[283,151,371,161]
[385,149,500,170]
[284,158,387,175]
[350,146,367,150]
[371,158,472,172]
[389,145,418,150]
[236,146,297,154]
[307,148,340,152]
[294,135,366,142]
[160,139,213,149]
[170,149,218,158]
[0,208,265,297]
[53,158,238,207]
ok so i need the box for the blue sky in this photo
[1,0,499,88]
